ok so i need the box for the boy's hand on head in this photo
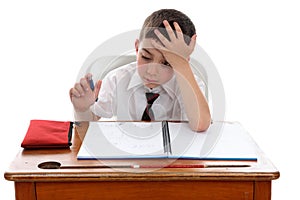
[152,20,196,63]
[69,74,102,112]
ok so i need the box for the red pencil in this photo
[131,164,250,168]
[58,164,251,169]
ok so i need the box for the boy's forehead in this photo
[139,39,164,56]
[139,38,156,49]
[139,38,164,52]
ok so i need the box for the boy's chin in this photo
[145,83,160,89]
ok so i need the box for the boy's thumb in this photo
[95,80,102,99]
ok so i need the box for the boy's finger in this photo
[85,73,92,80]
[96,80,102,90]
[173,22,184,40]
[94,80,102,102]
[163,20,176,41]
[154,29,169,46]
[150,38,167,52]
[74,82,86,96]
[80,77,90,91]
[69,88,75,100]
[95,80,102,94]
[70,88,80,98]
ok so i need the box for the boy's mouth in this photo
[144,78,158,83]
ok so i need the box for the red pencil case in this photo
[21,120,73,149]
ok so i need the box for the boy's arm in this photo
[171,58,211,132]
[152,20,211,131]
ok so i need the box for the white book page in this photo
[168,122,257,160]
[207,122,258,159]
[78,122,165,159]
[78,121,257,160]
[167,122,207,157]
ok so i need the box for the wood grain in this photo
[36,181,253,200]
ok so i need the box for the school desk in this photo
[4,121,279,200]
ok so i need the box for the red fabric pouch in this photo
[21,120,73,149]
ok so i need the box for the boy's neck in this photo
[144,85,161,93]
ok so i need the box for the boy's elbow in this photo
[194,121,211,132]
[190,115,211,132]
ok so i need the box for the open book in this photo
[77,121,258,161]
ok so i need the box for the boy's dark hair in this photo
[139,9,196,45]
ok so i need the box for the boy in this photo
[70,9,211,131]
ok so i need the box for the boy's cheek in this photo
[137,64,146,77]
[163,73,174,83]
[136,58,145,69]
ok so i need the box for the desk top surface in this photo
[4,122,280,182]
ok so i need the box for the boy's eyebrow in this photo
[141,48,152,55]
[141,47,168,63]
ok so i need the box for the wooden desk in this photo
[5,122,279,200]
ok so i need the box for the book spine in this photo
[162,121,172,155]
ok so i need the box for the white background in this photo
[1,0,299,199]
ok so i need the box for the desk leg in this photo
[15,182,36,200]
[254,181,271,200]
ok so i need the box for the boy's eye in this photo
[142,55,151,60]
[163,61,172,67]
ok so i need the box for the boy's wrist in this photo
[169,56,189,70]
[74,107,94,121]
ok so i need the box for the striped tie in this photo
[141,92,160,121]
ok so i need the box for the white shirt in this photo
[91,62,205,121]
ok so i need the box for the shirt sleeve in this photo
[91,71,117,118]
[194,74,207,100]
[175,74,207,121]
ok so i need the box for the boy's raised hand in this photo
[152,20,196,63]
[69,74,102,112]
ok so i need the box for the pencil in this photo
[131,164,251,168]
[88,76,95,91]
[58,164,251,169]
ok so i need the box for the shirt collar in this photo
[127,69,144,90]
[160,75,177,100]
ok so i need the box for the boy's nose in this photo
[146,64,159,75]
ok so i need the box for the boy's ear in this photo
[135,39,139,53]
